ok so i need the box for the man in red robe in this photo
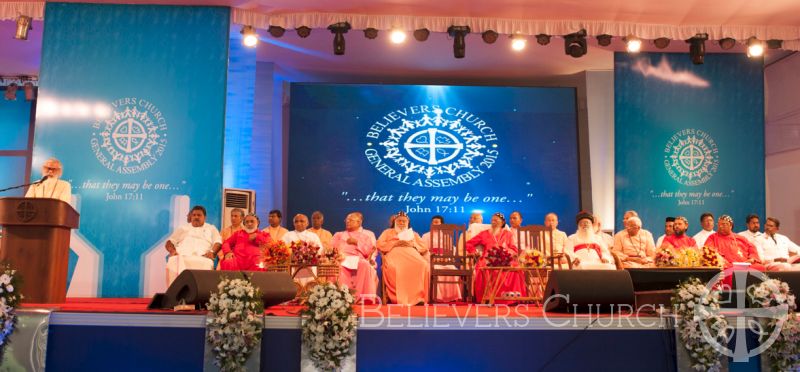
[704,215,765,271]
[220,214,272,271]
[661,216,698,250]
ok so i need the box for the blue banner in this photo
[287,84,580,233]
[615,52,764,235]
[34,3,229,297]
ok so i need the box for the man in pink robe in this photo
[378,212,430,305]
[466,212,527,303]
[333,212,379,303]
[705,215,765,271]
[219,214,271,271]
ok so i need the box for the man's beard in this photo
[576,226,595,241]
[244,226,258,233]
[674,229,685,237]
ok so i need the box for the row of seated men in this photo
[164,206,799,305]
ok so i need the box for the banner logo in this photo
[364,106,498,188]
[91,97,168,174]
[664,129,718,186]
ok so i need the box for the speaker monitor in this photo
[151,270,296,309]
[543,270,635,313]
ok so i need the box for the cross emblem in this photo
[678,144,705,171]
[15,201,37,222]
[403,128,464,165]
[112,118,148,154]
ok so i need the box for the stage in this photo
[22,298,679,372]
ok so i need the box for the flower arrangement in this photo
[485,246,514,267]
[301,282,357,371]
[206,276,264,372]
[318,244,345,265]
[655,247,678,267]
[701,246,721,268]
[0,264,22,361]
[291,240,320,266]
[676,248,702,268]
[748,279,800,371]
[263,240,291,266]
[672,277,728,372]
[518,249,545,268]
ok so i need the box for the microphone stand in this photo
[0,178,47,194]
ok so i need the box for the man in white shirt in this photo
[165,205,222,285]
[543,213,569,267]
[757,217,800,271]
[655,217,675,249]
[739,214,763,245]
[693,212,715,248]
[282,213,324,248]
[566,212,616,270]
[25,158,72,204]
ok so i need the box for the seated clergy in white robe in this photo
[165,206,221,285]
[282,214,325,285]
[565,212,616,270]
[757,217,800,271]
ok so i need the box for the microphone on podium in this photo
[0,176,50,194]
[37,175,49,184]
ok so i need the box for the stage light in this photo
[687,34,707,65]
[767,39,783,49]
[328,22,351,55]
[535,34,551,46]
[596,34,612,47]
[718,37,736,50]
[14,15,32,41]
[268,26,285,38]
[624,35,642,53]
[389,29,406,44]
[564,30,587,58]
[746,37,765,58]
[510,34,526,51]
[296,26,311,38]
[4,83,18,101]
[447,25,470,59]
[363,28,379,40]
[413,29,430,42]
[481,30,498,44]
[653,37,670,49]
[240,25,258,47]
[23,81,35,101]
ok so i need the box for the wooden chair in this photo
[428,223,473,303]
[517,225,572,270]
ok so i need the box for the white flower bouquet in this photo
[301,282,357,371]
[671,277,727,372]
[206,276,264,372]
[0,264,22,360]
[748,279,800,371]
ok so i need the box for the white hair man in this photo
[565,212,616,270]
[25,158,72,204]
[613,216,656,268]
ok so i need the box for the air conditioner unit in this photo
[221,188,256,228]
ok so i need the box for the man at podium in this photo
[25,158,72,204]
[165,205,222,285]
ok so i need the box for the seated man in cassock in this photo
[283,213,325,285]
[165,205,222,284]
[661,216,698,250]
[543,212,570,267]
[613,210,638,239]
[378,212,430,305]
[756,217,800,271]
[25,157,72,204]
[508,211,529,249]
[334,212,379,303]
[693,212,716,248]
[263,209,289,241]
[309,211,333,250]
[565,212,616,270]
[704,215,765,271]
[466,212,527,303]
[422,215,462,302]
[221,208,245,241]
[739,214,763,245]
[655,217,675,248]
[613,216,656,268]
[219,213,271,271]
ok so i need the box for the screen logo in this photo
[664,128,719,186]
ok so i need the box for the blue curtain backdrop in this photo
[34,3,229,296]
[615,52,765,235]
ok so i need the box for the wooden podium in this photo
[0,197,79,303]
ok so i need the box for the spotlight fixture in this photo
[296,26,312,38]
[413,29,430,42]
[686,34,707,65]
[535,34,551,46]
[718,37,736,50]
[564,30,587,58]
[4,83,18,101]
[328,22,351,55]
[389,29,406,44]
[268,26,285,38]
[624,35,642,53]
[364,28,379,40]
[14,15,32,41]
[653,37,671,49]
[447,25,471,59]
[240,25,258,47]
[767,39,783,49]
[596,34,612,47]
[746,37,765,58]
[23,81,35,101]
[481,30,498,44]
[510,34,526,51]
